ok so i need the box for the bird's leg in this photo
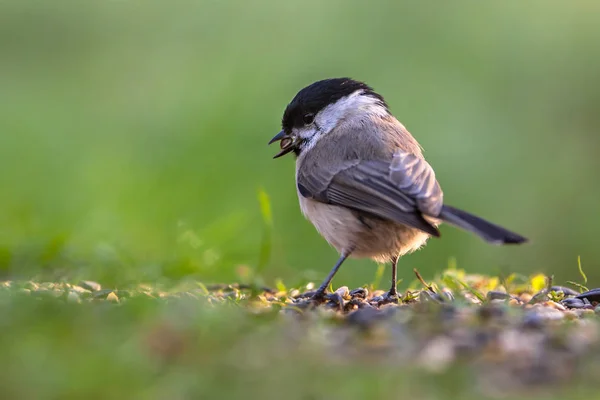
[388,255,399,298]
[380,255,400,304]
[311,250,352,303]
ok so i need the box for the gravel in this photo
[3,277,600,396]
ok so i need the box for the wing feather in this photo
[297,149,444,237]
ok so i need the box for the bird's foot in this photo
[377,290,400,306]
[290,290,328,310]
[310,291,327,305]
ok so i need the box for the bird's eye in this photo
[303,113,315,125]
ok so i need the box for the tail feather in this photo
[439,205,528,245]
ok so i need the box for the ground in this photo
[2,269,600,400]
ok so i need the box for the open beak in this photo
[268,130,296,158]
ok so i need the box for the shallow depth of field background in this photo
[1,1,599,289]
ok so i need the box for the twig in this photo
[414,268,435,293]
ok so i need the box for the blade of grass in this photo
[452,277,486,303]
[566,281,589,293]
[274,278,286,293]
[499,272,510,294]
[441,274,464,300]
[447,256,457,270]
[256,188,273,274]
[578,256,588,285]
[414,268,435,293]
[402,290,420,302]
[196,281,209,295]
[371,264,385,290]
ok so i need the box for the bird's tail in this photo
[439,205,528,245]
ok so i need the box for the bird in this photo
[268,78,527,304]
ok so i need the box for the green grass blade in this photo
[455,278,486,303]
[256,188,273,274]
[371,264,385,290]
[578,256,588,285]
[566,281,589,294]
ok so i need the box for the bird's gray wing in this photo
[297,150,444,237]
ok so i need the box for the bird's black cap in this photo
[281,78,387,133]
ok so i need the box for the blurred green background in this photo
[1,0,599,289]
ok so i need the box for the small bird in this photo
[269,78,527,304]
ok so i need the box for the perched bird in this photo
[269,78,527,304]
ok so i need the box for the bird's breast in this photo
[297,193,430,262]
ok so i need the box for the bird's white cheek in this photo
[315,113,338,135]
[297,126,318,140]
[296,127,322,152]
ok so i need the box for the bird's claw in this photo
[290,290,328,310]
[378,290,400,306]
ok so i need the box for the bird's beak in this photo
[268,130,296,158]
[268,130,285,145]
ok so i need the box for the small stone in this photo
[350,288,368,299]
[551,286,580,296]
[430,293,448,302]
[419,290,441,303]
[79,281,102,292]
[325,292,344,309]
[576,288,600,303]
[93,289,116,299]
[508,298,520,306]
[546,300,566,311]
[519,293,533,303]
[464,293,482,304]
[370,296,383,304]
[334,286,350,299]
[67,291,81,303]
[325,299,343,311]
[561,297,586,309]
[70,285,91,295]
[418,336,455,373]
[106,292,119,302]
[345,298,364,311]
[25,281,39,291]
[487,291,510,301]
[441,289,454,301]
[529,290,549,304]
